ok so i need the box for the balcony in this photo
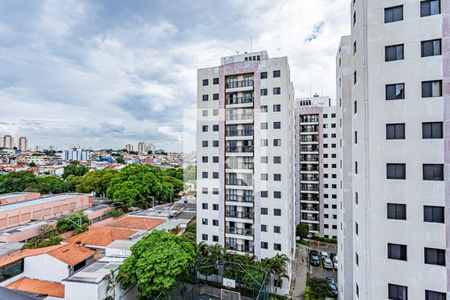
[226,195,253,203]
[301,204,319,212]
[301,125,319,132]
[226,80,254,89]
[300,146,319,153]
[226,210,254,220]
[226,113,253,122]
[301,175,319,182]
[301,185,319,192]
[301,166,319,172]
[226,179,252,187]
[302,216,320,223]
[226,97,253,105]
[226,163,254,170]
[226,243,254,253]
[300,137,319,143]
[226,146,254,153]
[226,130,254,137]
[300,155,319,162]
[226,227,253,236]
[300,117,319,124]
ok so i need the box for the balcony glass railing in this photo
[300,147,319,152]
[226,97,253,105]
[226,146,254,153]
[226,80,254,89]
[301,176,319,181]
[226,179,252,186]
[301,126,319,132]
[226,227,253,236]
[301,167,319,172]
[226,113,253,121]
[226,195,253,202]
[301,155,319,162]
[226,211,254,219]
[226,163,254,170]
[226,243,254,253]
[301,137,319,142]
[226,130,254,137]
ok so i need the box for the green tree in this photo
[104,270,123,300]
[0,171,38,193]
[119,230,195,298]
[296,223,310,240]
[62,164,88,179]
[56,212,89,233]
[76,169,116,197]
[36,176,68,194]
[65,175,81,192]
[116,157,125,164]
[308,277,332,299]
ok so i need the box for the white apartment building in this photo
[2,135,13,149]
[337,0,448,299]
[295,95,339,239]
[196,51,296,295]
[61,148,91,162]
[18,137,27,152]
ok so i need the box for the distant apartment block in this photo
[337,0,448,298]
[61,148,91,162]
[2,136,13,150]
[17,137,27,152]
[295,95,338,239]
[196,51,295,294]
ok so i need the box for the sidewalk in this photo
[291,244,308,300]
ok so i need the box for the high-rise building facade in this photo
[295,96,339,239]
[2,135,13,149]
[337,0,448,298]
[18,137,27,152]
[196,51,295,294]
[125,144,133,152]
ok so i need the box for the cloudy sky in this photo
[0,0,350,152]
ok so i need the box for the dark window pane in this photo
[425,248,446,266]
[425,290,446,300]
[423,164,444,181]
[386,124,405,139]
[388,243,407,261]
[423,122,443,139]
[421,0,441,17]
[387,164,406,179]
[387,203,407,220]
[386,83,405,100]
[422,39,442,57]
[389,284,408,300]
[422,81,442,97]
[386,45,404,61]
[385,6,403,23]
[424,206,445,223]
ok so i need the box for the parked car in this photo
[310,250,320,266]
[323,257,333,269]
[321,251,329,259]
[333,256,338,269]
[328,281,338,298]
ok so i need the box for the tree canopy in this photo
[56,212,89,234]
[62,164,89,179]
[119,230,195,298]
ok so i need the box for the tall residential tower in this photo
[337,0,448,298]
[196,51,295,294]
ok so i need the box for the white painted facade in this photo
[196,51,295,295]
[337,0,447,299]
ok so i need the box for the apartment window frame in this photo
[421,0,441,17]
[385,5,404,23]
[273,87,281,95]
[422,122,443,139]
[425,247,446,266]
[425,290,446,300]
[388,284,408,300]
[424,206,444,223]
[388,243,407,261]
[387,203,407,220]
[386,83,405,100]
[386,123,405,140]
[202,79,209,86]
[421,39,442,57]
[260,72,268,79]
[423,164,444,181]
[273,70,281,78]
[422,80,443,98]
[385,44,404,62]
[387,163,406,180]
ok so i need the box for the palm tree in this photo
[104,270,122,300]
[262,254,290,295]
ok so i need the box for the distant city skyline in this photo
[0,0,349,151]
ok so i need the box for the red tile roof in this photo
[107,216,164,231]
[48,244,95,266]
[65,227,137,247]
[6,277,64,298]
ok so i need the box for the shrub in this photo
[109,208,124,218]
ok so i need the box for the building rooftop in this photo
[0,193,87,213]
[0,193,40,200]
[65,227,139,247]
[0,244,94,268]
[0,242,25,256]
[63,257,125,284]
[6,278,64,299]
[0,286,42,300]
[106,216,164,231]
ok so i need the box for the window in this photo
[274,191,281,198]
[213,77,219,85]
[273,87,281,95]
[353,71,357,84]
[274,174,281,181]
[388,243,407,261]
[355,252,359,265]
[261,242,268,249]
[354,131,357,144]
[387,203,407,220]
[423,122,443,139]
[213,125,219,131]
[274,226,281,233]
[0,259,24,283]
[202,79,209,86]
[202,188,208,194]
[385,5,403,23]
[273,122,281,129]
[385,44,404,61]
[261,139,268,147]
[202,203,208,209]
[213,204,219,211]
[213,235,219,242]
[202,94,209,101]
[422,39,442,57]
[387,164,406,179]
[354,101,357,113]
[202,172,208,179]
[421,0,441,17]
[202,110,208,117]
[389,284,408,300]
[202,125,208,132]
[274,243,281,251]
[386,83,405,100]
[213,93,219,100]
[273,139,281,146]
[261,122,268,130]
[261,105,268,112]
[422,80,442,97]
[425,290,446,300]
[212,140,219,147]
[212,172,219,179]
[213,219,218,226]
[213,156,219,163]
[425,248,446,266]
[261,72,267,79]
[273,104,281,112]
[353,11,356,26]
[212,188,219,195]
[355,222,358,235]
[261,189,268,197]
[386,123,405,139]
[202,234,208,241]
[273,70,281,78]
[202,156,208,163]
[202,218,208,225]
[261,207,268,215]
[273,156,281,164]
[274,209,281,216]
[423,164,444,181]
[261,156,268,163]
[261,89,268,96]
[261,224,267,232]
[353,41,357,54]
[424,206,444,223]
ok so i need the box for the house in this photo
[64,227,141,250]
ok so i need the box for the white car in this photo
[333,256,338,269]
[323,258,333,269]
[321,251,329,259]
